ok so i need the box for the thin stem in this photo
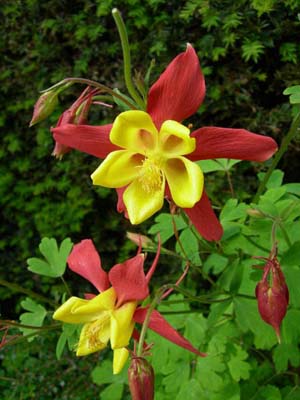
[112,8,145,110]
[0,278,57,307]
[136,285,170,357]
[60,276,72,297]
[253,110,300,203]
[0,320,61,330]
[63,78,138,110]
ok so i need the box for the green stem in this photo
[136,285,169,357]
[112,8,145,110]
[0,278,57,307]
[61,276,72,297]
[253,110,300,203]
[0,320,60,330]
[62,78,138,110]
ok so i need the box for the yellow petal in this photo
[91,150,144,188]
[53,288,117,324]
[110,301,137,349]
[76,315,111,356]
[123,175,165,224]
[159,120,195,156]
[113,348,129,374]
[164,156,204,207]
[110,110,158,153]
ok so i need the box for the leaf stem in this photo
[253,110,300,203]
[0,278,57,307]
[112,8,146,110]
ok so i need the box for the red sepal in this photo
[67,239,110,293]
[109,254,149,307]
[184,191,223,241]
[133,308,206,357]
[147,44,205,130]
[52,123,118,158]
[189,127,278,162]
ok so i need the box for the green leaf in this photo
[27,237,73,277]
[204,253,228,274]
[196,354,226,391]
[283,183,300,197]
[234,297,277,349]
[198,159,240,173]
[242,39,264,63]
[227,343,251,381]
[56,323,81,359]
[92,359,128,386]
[220,199,247,222]
[176,228,201,265]
[259,385,282,400]
[100,383,124,400]
[148,213,187,243]
[281,241,300,266]
[273,344,300,373]
[282,266,300,307]
[175,378,203,399]
[19,297,47,341]
[112,88,134,111]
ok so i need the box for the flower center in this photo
[85,315,110,351]
[138,158,163,193]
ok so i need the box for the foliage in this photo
[1,1,300,399]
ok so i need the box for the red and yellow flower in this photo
[52,44,277,241]
[53,239,204,374]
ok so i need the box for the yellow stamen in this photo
[138,158,163,193]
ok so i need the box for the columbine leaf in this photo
[227,343,251,381]
[176,228,201,265]
[273,344,300,373]
[148,213,187,243]
[19,297,47,341]
[198,158,240,173]
[27,237,73,277]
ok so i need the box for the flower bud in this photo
[126,232,154,248]
[255,256,289,342]
[246,208,265,218]
[128,357,154,400]
[30,90,59,126]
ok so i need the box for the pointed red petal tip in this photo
[147,44,205,129]
[68,239,110,292]
[145,236,161,283]
[184,191,223,241]
[109,254,149,306]
[189,127,278,162]
[133,308,206,357]
[52,123,118,159]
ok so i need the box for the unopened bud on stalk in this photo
[246,208,265,218]
[127,232,154,248]
[30,90,59,126]
[255,256,289,342]
[128,357,154,400]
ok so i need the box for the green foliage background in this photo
[1,0,300,398]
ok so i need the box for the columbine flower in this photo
[255,252,289,342]
[52,44,278,241]
[53,239,204,374]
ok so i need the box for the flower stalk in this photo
[112,8,146,110]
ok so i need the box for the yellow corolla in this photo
[91,110,204,224]
[53,287,137,374]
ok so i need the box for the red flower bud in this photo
[255,256,289,342]
[128,357,154,400]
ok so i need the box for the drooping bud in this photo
[255,255,289,342]
[30,90,59,126]
[126,232,154,248]
[128,357,154,400]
